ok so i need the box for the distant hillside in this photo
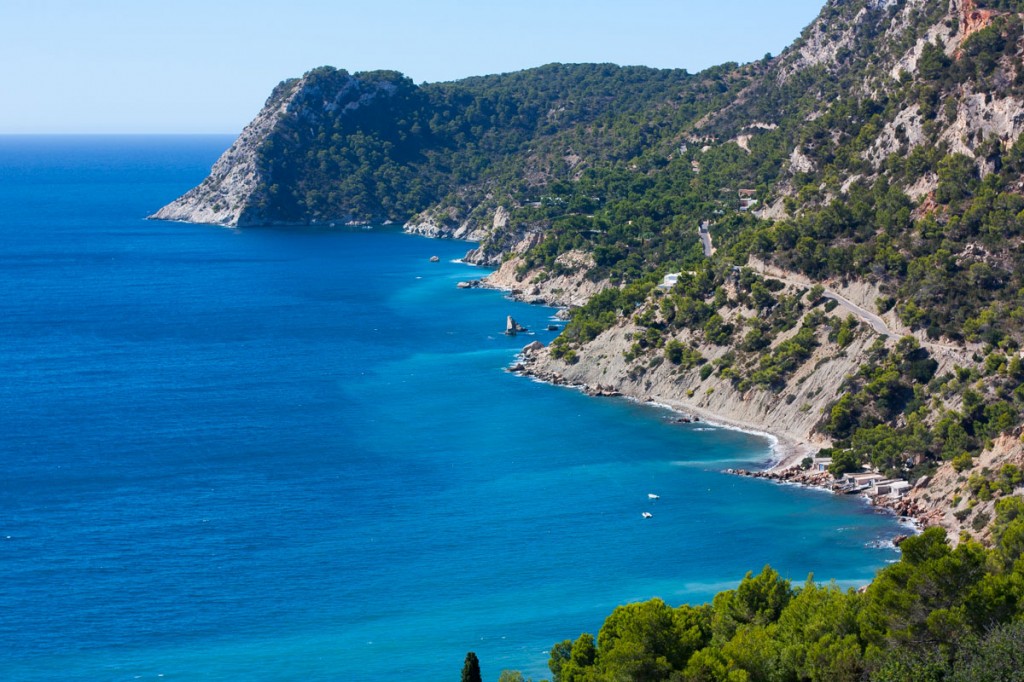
[151,62,741,229]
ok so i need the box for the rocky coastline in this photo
[511,341,928,545]
[514,347,813,462]
[729,465,936,536]
[481,259,996,544]
[484,255,835,462]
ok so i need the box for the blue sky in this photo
[1,0,825,134]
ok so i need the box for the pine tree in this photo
[461,651,482,682]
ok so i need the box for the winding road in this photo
[698,224,972,358]
[699,221,893,337]
[759,271,895,338]
[745,258,970,357]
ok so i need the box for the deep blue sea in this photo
[0,136,904,681]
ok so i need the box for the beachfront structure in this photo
[842,472,886,488]
[887,481,913,498]
[866,479,912,499]
[811,457,832,472]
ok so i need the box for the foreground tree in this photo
[462,651,482,682]
[497,671,530,682]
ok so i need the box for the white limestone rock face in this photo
[940,94,1024,158]
[788,147,816,175]
[149,78,307,227]
[404,203,501,244]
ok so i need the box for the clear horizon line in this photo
[0,131,240,136]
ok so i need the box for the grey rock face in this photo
[149,78,306,227]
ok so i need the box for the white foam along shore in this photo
[480,252,938,540]
[520,362,816,473]
[641,396,925,538]
[639,397,793,469]
[645,395,817,471]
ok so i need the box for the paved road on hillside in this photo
[747,266,971,355]
[698,226,973,358]
[698,221,714,258]
[820,290,894,337]
[746,266,896,337]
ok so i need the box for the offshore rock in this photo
[505,315,527,335]
[522,340,544,354]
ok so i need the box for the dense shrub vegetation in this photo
[254,62,746,226]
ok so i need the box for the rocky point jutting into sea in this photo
[153,0,1024,547]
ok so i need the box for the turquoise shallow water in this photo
[0,136,904,681]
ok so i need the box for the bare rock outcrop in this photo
[521,317,858,461]
[404,204,493,243]
[483,250,610,308]
[905,434,1024,544]
[941,93,1024,157]
[149,79,306,226]
[957,0,999,45]
[788,146,816,175]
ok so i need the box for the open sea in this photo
[0,135,905,681]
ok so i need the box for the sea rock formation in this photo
[505,316,527,335]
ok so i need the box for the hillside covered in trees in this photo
[507,0,1024,545]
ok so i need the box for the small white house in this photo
[887,481,912,498]
[867,479,911,498]
[844,472,884,484]
[658,273,681,290]
[841,472,886,491]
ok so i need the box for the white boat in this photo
[648,493,660,500]
[642,512,653,519]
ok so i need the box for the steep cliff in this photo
[150,78,303,226]
[152,62,715,233]
[151,68,430,226]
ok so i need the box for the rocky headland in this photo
[150,77,305,226]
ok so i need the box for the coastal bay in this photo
[1,136,905,680]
